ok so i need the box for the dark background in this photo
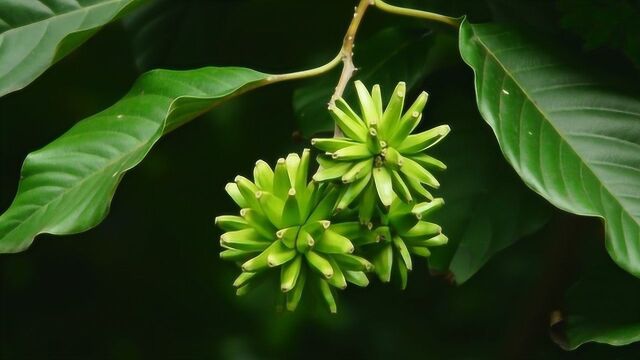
[2,0,640,358]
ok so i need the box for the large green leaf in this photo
[294,27,458,136]
[460,21,640,277]
[0,0,142,97]
[0,67,269,252]
[426,74,550,283]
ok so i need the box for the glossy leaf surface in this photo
[0,67,268,252]
[0,0,141,97]
[460,21,640,277]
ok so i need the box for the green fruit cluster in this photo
[217,150,373,312]
[216,81,450,312]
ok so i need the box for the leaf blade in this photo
[460,20,640,277]
[0,67,269,252]
[0,0,143,97]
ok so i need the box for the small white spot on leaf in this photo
[502,89,510,95]
[528,131,533,135]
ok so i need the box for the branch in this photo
[267,0,371,91]
[372,0,461,28]
[330,0,371,107]
[266,0,457,137]
[266,53,342,83]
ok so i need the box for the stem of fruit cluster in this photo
[264,0,458,137]
[372,0,461,28]
[268,0,371,136]
[267,0,459,89]
[329,0,371,107]
[329,0,371,136]
[265,0,370,87]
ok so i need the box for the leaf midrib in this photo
[0,0,124,38]
[471,30,640,229]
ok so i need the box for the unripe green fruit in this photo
[364,197,448,289]
[216,149,373,313]
[311,81,450,223]
[217,82,451,311]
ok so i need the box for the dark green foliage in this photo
[559,0,640,67]
[1,0,640,358]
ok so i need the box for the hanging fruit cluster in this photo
[216,81,450,312]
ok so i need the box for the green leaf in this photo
[426,73,551,283]
[0,0,142,97]
[0,67,269,252]
[460,21,640,277]
[294,27,458,136]
[551,238,640,350]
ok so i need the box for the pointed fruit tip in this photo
[440,125,451,135]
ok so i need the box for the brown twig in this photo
[330,0,371,106]
[329,0,371,135]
